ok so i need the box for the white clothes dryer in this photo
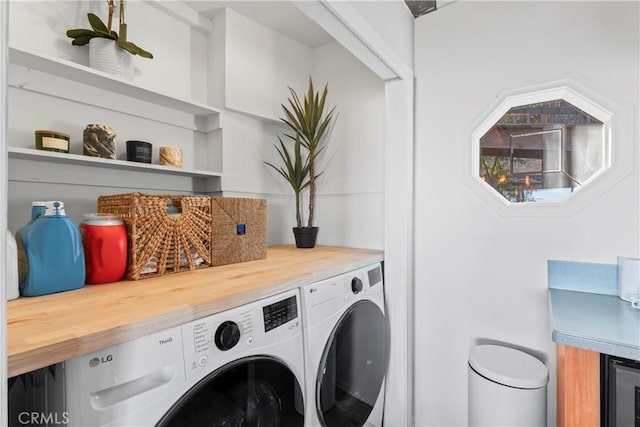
[301,263,389,427]
[63,288,305,427]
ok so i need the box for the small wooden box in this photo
[211,197,267,266]
[98,193,212,280]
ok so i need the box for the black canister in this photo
[126,140,152,163]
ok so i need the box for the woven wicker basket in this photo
[98,193,212,280]
[211,197,267,266]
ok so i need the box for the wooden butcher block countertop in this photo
[7,245,383,377]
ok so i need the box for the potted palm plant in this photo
[66,0,152,79]
[264,136,315,247]
[279,78,336,248]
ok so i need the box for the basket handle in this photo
[165,198,182,218]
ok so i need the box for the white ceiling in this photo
[182,1,334,48]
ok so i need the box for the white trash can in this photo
[468,344,549,426]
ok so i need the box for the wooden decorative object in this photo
[211,197,267,266]
[98,193,212,279]
[83,124,117,159]
[159,146,183,168]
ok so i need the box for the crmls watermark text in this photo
[18,412,70,425]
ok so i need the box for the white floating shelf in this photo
[8,147,222,178]
[9,47,220,117]
[8,47,221,131]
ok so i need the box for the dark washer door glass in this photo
[157,357,304,427]
[317,300,390,427]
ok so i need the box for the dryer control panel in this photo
[302,262,384,327]
[181,289,301,382]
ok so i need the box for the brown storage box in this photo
[98,193,212,280]
[211,197,267,266]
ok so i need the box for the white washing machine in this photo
[301,263,389,427]
[63,288,305,427]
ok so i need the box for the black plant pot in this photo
[293,227,318,249]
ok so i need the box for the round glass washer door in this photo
[316,300,390,427]
[157,356,304,427]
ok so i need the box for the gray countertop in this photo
[549,288,640,361]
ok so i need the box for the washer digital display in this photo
[263,295,298,332]
[368,266,382,287]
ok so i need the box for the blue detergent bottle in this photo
[17,201,86,296]
[26,201,47,224]
[16,201,47,285]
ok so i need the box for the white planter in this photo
[89,38,133,80]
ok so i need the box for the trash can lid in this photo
[469,345,549,389]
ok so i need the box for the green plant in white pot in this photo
[280,78,336,248]
[66,0,152,79]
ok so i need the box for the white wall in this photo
[413,2,639,426]
[210,8,313,121]
[207,6,314,247]
[311,41,385,249]
[349,0,414,70]
[212,9,386,249]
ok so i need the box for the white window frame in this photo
[466,77,634,217]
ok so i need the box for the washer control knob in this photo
[351,277,363,294]
[215,321,241,351]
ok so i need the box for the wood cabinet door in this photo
[556,344,600,427]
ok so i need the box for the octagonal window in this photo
[477,97,608,203]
